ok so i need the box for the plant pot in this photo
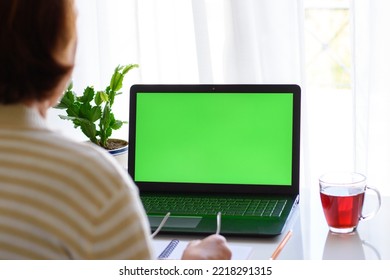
[85,139,128,169]
[106,139,128,169]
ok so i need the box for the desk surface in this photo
[155,189,390,260]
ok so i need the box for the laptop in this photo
[128,84,301,236]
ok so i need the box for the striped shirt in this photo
[0,105,153,259]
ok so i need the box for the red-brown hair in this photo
[0,0,75,104]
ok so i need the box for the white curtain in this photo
[352,0,390,195]
[49,0,305,143]
[71,0,306,84]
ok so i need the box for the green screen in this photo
[135,93,293,185]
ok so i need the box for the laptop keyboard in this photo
[141,195,287,217]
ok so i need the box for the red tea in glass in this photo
[319,172,381,234]
[320,187,365,232]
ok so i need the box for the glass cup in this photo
[319,172,381,234]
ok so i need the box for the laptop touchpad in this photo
[149,216,202,229]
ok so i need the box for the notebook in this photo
[153,239,253,260]
[128,84,301,236]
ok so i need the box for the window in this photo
[304,0,354,176]
[305,0,351,89]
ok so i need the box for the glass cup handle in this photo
[362,240,382,260]
[360,186,382,221]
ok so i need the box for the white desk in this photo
[155,189,390,260]
[231,189,390,260]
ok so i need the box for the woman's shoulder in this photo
[35,131,136,195]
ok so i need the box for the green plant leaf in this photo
[58,115,86,124]
[111,120,124,130]
[110,72,123,92]
[60,115,97,142]
[78,86,95,103]
[99,104,112,146]
[94,93,101,106]
[95,90,109,106]
[109,64,138,93]
[108,89,116,106]
[79,102,92,119]
[58,115,75,121]
[55,90,76,109]
[101,104,111,129]
[65,103,80,118]
[106,127,113,139]
[80,122,98,144]
[122,64,139,75]
[89,106,102,123]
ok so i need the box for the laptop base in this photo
[146,195,299,237]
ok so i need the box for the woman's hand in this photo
[181,234,232,260]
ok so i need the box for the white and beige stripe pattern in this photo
[0,105,153,259]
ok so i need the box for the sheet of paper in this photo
[152,239,253,260]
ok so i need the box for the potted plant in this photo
[55,64,138,166]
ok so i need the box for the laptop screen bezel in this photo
[128,84,300,196]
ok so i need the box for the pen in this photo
[216,212,221,235]
[269,230,293,260]
[151,212,171,238]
